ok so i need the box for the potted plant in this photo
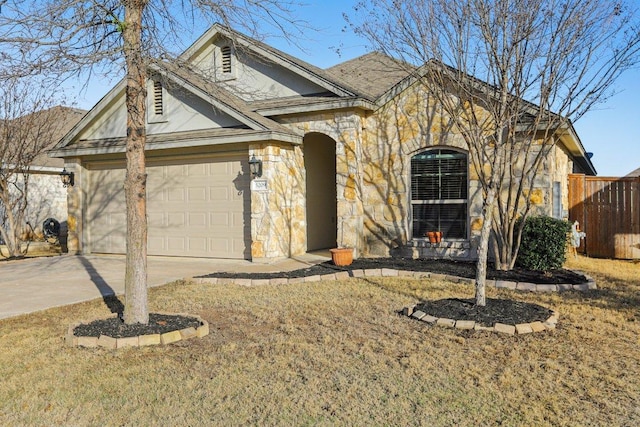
[330,220,354,266]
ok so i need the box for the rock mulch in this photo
[193,266,596,293]
[66,313,209,349]
[402,298,559,335]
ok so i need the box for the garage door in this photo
[87,155,251,259]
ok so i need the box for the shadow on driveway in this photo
[78,256,124,316]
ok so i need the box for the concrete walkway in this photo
[0,252,330,320]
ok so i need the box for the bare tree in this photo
[0,1,306,324]
[347,0,640,305]
[0,77,68,258]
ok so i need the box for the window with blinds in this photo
[411,149,468,239]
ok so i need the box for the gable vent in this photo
[153,80,163,115]
[221,46,232,73]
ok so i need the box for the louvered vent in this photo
[221,46,232,73]
[153,80,163,115]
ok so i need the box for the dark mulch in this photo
[415,298,552,327]
[197,257,587,285]
[73,313,201,339]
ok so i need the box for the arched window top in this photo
[411,148,468,239]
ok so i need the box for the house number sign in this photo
[251,179,268,192]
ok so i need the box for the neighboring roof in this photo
[326,52,414,100]
[625,167,640,177]
[4,106,86,168]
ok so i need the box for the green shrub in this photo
[515,216,572,271]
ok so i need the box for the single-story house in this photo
[1,106,85,246]
[50,25,596,262]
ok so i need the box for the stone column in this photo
[65,158,84,254]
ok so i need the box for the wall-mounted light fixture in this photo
[60,168,74,187]
[249,154,262,178]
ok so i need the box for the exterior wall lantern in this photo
[60,168,74,187]
[249,154,262,178]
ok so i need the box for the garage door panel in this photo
[188,187,207,201]
[88,155,250,259]
[188,212,207,227]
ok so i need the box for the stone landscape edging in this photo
[191,268,597,292]
[66,313,210,349]
[401,304,559,335]
[189,268,593,336]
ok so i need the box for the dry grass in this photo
[0,255,638,426]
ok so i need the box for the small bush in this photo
[516,216,572,271]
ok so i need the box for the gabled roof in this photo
[326,52,413,100]
[181,24,363,99]
[373,59,597,175]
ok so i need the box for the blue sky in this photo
[70,0,639,177]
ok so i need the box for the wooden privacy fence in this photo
[568,174,640,259]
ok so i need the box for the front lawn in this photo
[0,255,638,426]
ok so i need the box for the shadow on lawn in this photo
[553,271,640,316]
[78,256,124,315]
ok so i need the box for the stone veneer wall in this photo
[64,158,85,254]
[249,142,306,260]
[275,112,367,259]
[358,85,566,260]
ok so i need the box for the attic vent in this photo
[221,46,232,73]
[153,80,163,115]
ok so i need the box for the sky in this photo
[68,0,640,177]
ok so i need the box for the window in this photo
[221,46,232,74]
[411,149,468,239]
[152,80,163,116]
[552,181,562,219]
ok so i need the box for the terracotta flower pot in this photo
[435,231,443,243]
[330,247,354,266]
[427,231,437,243]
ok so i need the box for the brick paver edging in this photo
[65,313,210,349]
[401,304,559,335]
[191,268,596,292]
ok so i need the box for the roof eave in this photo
[254,98,375,117]
[557,123,597,176]
[49,130,302,158]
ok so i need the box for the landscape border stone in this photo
[401,303,560,335]
[191,268,596,293]
[66,313,209,349]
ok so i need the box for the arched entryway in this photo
[304,133,337,251]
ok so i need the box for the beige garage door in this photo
[87,155,250,259]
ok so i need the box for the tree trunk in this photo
[474,184,497,307]
[122,1,149,325]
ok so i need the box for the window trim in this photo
[409,147,469,241]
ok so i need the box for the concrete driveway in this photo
[0,253,329,320]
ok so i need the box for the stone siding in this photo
[249,143,306,260]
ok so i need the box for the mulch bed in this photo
[78,259,577,339]
[415,298,553,327]
[73,313,201,339]
[197,257,587,285]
